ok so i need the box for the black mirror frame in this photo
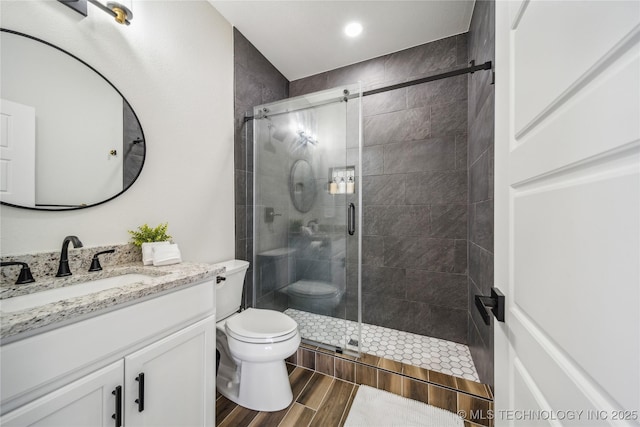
[289,159,317,213]
[0,28,146,211]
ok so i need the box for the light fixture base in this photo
[58,0,88,17]
[107,2,133,23]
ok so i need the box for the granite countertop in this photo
[0,262,224,340]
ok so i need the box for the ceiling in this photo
[209,1,476,81]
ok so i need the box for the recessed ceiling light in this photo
[344,22,363,37]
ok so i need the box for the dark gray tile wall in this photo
[234,29,289,308]
[467,0,495,387]
[291,34,469,344]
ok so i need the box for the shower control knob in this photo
[265,207,281,223]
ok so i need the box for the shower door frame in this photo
[250,84,363,356]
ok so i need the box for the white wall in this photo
[0,0,235,263]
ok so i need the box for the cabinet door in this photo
[0,360,123,427]
[124,316,215,427]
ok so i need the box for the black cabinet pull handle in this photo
[348,203,356,236]
[111,386,122,427]
[135,373,145,412]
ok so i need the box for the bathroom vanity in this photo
[0,261,222,426]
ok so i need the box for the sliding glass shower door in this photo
[252,85,362,355]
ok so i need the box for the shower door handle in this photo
[348,203,356,235]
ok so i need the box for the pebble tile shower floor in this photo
[285,308,479,382]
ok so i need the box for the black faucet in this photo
[89,249,115,272]
[56,235,83,277]
[1,261,35,285]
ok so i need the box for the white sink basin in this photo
[0,273,154,313]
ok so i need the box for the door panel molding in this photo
[511,47,639,183]
[511,309,620,415]
[512,1,640,137]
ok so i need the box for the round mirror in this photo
[0,29,145,211]
[289,159,317,213]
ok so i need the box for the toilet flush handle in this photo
[216,276,226,284]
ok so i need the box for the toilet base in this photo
[217,359,293,412]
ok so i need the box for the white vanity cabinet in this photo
[0,278,216,427]
[124,317,214,427]
[1,360,123,426]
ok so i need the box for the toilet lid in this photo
[225,308,298,342]
[287,280,340,299]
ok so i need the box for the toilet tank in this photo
[214,259,250,321]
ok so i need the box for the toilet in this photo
[284,279,344,316]
[214,259,301,412]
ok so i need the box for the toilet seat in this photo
[287,280,341,299]
[225,308,298,344]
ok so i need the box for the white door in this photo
[494,1,640,426]
[124,316,215,427]
[0,99,35,207]
[0,361,123,427]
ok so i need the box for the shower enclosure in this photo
[234,25,496,383]
[252,85,362,355]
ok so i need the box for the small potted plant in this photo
[128,223,172,265]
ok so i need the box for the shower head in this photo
[297,130,317,146]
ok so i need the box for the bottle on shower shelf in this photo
[329,176,338,194]
[347,175,355,194]
[338,174,346,194]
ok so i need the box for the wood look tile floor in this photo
[216,364,357,427]
[217,353,494,427]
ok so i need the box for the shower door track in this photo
[362,59,492,96]
[244,60,492,122]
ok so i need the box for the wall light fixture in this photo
[58,0,133,25]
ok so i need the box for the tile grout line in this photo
[309,374,336,411]
[337,383,359,427]
[294,366,317,402]
[306,403,319,427]
[270,365,318,427]
[214,394,233,426]
[219,404,242,427]
[271,400,298,427]
[291,387,334,415]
